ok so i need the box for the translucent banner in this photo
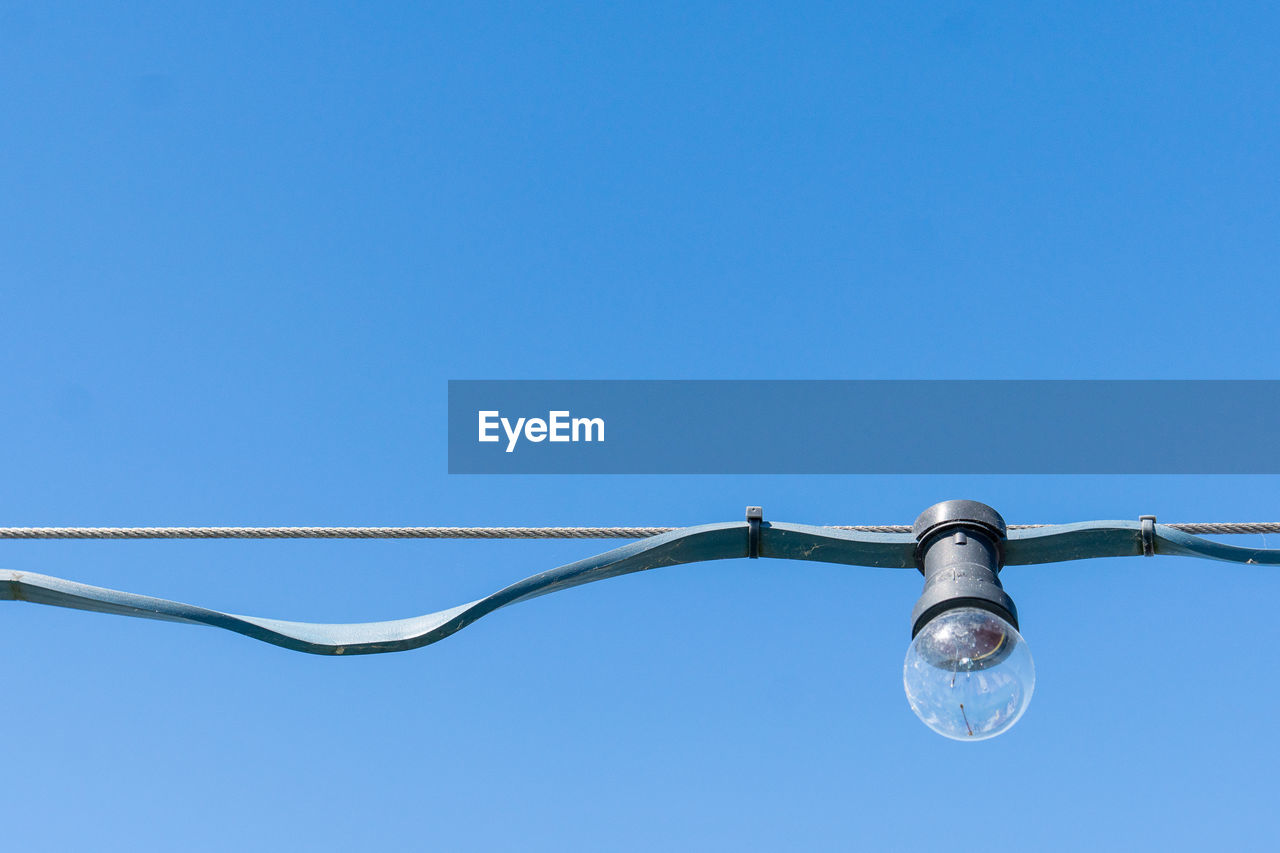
[447,380,1280,474]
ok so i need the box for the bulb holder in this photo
[910,500,1018,639]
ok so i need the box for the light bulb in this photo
[903,606,1034,741]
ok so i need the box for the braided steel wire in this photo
[0,522,1276,539]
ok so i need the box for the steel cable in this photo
[0,522,1277,539]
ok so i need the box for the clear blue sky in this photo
[3,2,1279,850]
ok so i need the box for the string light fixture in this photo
[4,500,1278,739]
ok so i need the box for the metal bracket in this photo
[746,506,763,558]
[1140,515,1157,556]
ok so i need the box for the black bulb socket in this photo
[910,500,1019,640]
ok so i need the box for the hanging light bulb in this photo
[904,606,1034,740]
[903,501,1035,741]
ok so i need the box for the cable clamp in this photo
[1140,515,1157,557]
[746,506,763,558]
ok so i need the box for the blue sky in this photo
[3,2,1279,850]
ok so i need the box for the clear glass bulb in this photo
[903,606,1034,741]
